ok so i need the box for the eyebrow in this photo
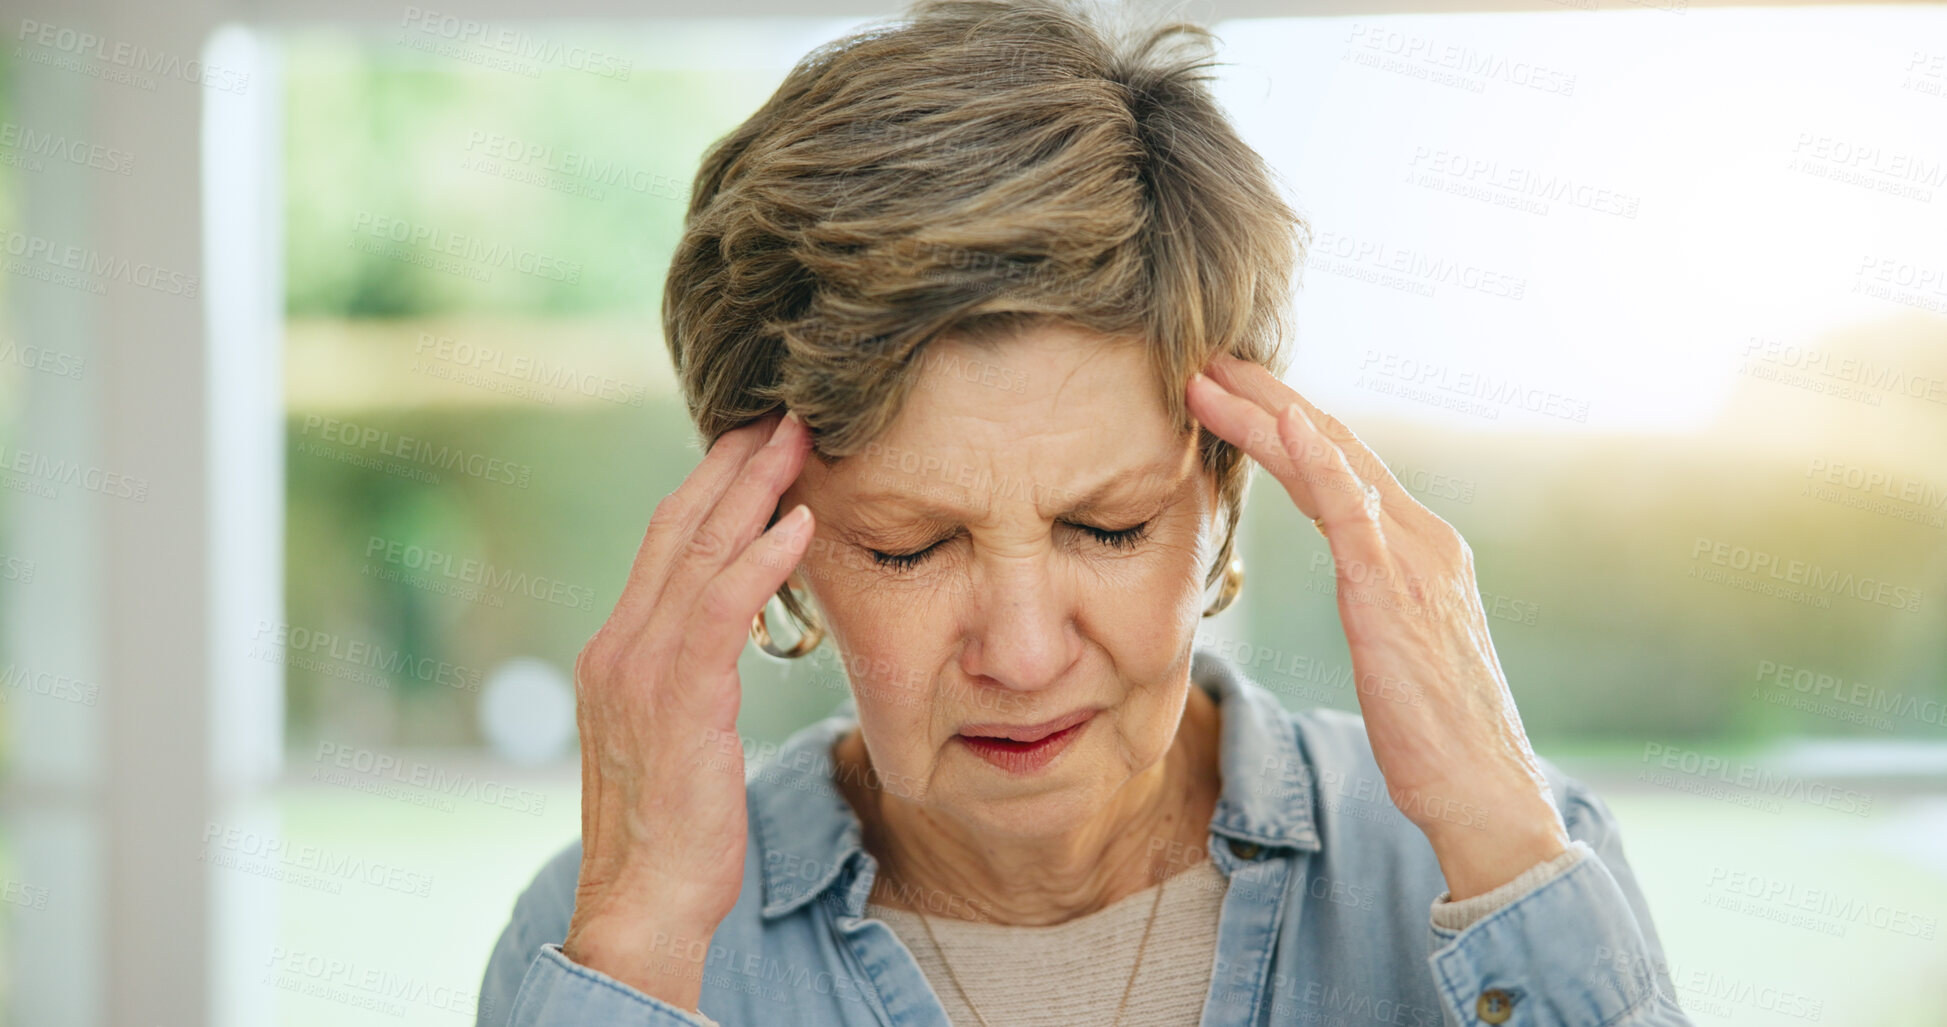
[843,458,1189,523]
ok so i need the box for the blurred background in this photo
[1,0,1943,1024]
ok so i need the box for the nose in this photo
[958,550,1081,695]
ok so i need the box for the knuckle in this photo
[697,580,747,627]
[649,490,690,528]
[685,526,730,563]
[574,631,619,692]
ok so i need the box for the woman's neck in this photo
[838,682,1222,927]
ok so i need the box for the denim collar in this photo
[747,642,1323,920]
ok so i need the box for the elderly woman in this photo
[479,1,1688,1025]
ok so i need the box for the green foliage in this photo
[283,33,778,318]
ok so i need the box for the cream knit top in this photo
[866,859,1232,1027]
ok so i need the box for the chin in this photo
[940,778,1112,841]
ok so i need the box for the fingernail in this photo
[780,503,811,533]
[1189,371,1210,388]
[766,411,795,447]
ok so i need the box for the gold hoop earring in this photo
[751,591,824,659]
[1202,557,1244,618]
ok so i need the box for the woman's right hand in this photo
[559,410,815,1012]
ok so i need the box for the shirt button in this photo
[1227,839,1262,860]
[1476,988,1515,1024]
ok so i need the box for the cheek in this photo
[801,593,947,772]
[1078,522,1211,659]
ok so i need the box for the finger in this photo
[683,503,816,674]
[1274,400,1385,549]
[1190,372,1385,561]
[1187,370,1324,520]
[1205,353,1411,508]
[610,413,781,627]
[659,411,812,615]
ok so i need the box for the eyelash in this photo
[868,521,1152,570]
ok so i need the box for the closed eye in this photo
[869,538,947,571]
[1072,520,1150,550]
[867,520,1152,571]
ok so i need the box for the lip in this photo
[957,707,1098,743]
[954,708,1098,774]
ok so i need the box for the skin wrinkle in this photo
[777,323,1226,925]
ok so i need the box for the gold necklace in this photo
[910,871,1169,1027]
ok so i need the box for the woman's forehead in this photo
[793,325,1207,512]
[814,430,1204,526]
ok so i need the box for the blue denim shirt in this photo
[479,644,1691,1026]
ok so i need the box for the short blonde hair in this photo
[664,0,1307,628]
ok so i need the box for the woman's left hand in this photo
[1187,353,1570,900]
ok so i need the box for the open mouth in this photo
[954,709,1096,774]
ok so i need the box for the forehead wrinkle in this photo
[834,333,1197,526]
[837,448,1197,529]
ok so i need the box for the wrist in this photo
[561,911,721,1013]
[1424,806,1569,901]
